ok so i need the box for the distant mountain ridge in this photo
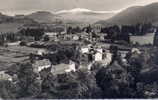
[96,2,158,26]
[17,8,118,24]
[0,8,118,24]
[55,8,116,24]
[2,2,158,27]
[26,11,61,24]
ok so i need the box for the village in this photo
[0,22,158,99]
[1,0,158,99]
[0,23,156,81]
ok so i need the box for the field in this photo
[130,33,155,45]
[0,46,40,71]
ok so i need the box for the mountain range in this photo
[0,2,158,33]
[24,8,116,24]
[56,8,115,24]
[96,3,158,26]
[21,3,158,26]
[0,8,117,32]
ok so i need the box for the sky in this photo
[1,0,158,15]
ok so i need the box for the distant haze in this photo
[1,0,158,15]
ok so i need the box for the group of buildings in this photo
[29,42,132,76]
[43,31,107,42]
[44,28,157,46]
[27,43,114,75]
[0,25,156,82]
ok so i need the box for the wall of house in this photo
[0,71,12,81]
[65,61,76,73]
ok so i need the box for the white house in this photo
[7,41,21,46]
[45,32,58,37]
[72,35,80,41]
[87,51,113,70]
[33,59,51,72]
[95,48,103,61]
[65,60,76,73]
[101,52,113,66]
[44,32,59,41]
[0,71,12,81]
[36,49,47,56]
[131,48,141,54]
[51,60,76,75]
[81,47,89,54]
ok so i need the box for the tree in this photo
[19,28,44,41]
[0,80,18,99]
[95,61,139,98]
[128,58,142,83]
[110,45,118,64]
[55,27,64,34]
[86,25,92,33]
[19,41,27,46]
[40,70,102,99]
[67,26,73,34]
[43,35,50,41]
[95,66,122,98]
[16,63,41,98]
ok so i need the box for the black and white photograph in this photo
[0,0,158,99]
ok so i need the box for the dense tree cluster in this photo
[19,28,44,41]
[1,47,158,99]
[100,23,153,43]
[66,25,94,34]
[38,70,102,99]
[0,33,19,45]
[66,26,82,34]
[43,44,80,65]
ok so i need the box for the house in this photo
[80,44,96,54]
[63,34,73,40]
[79,32,90,41]
[72,35,80,41]
[81,47,89,54]
[45,32,58,37]
[36,49,47,56]
[33,59,51,72]
[101,51,113,66]
[131,48,141,54]
[87,51,113,70]
[7,41,21,46]
[0,71,12,81]
[65,60,76,72]
[95,48,103,61]
[98,34,107,41]
[51,60,76,75]
[130,32,155,45]
[44,32,59,41]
